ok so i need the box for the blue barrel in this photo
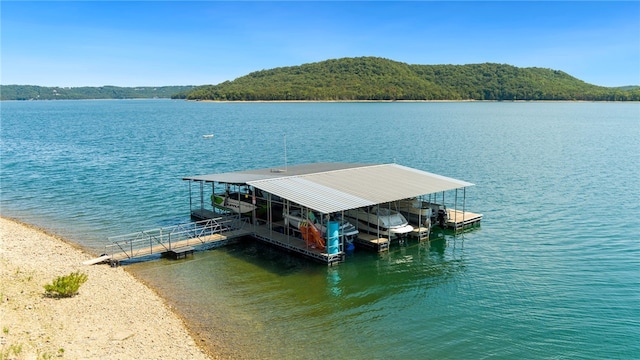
[328,221,340,254]
[346,242,355,254]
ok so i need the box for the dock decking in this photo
[408,226,430,241]
[189,208,223,222]
[444,209,483,230]
[252,225,345,265]
[354,233,390,252]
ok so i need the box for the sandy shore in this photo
[0,217,213,359]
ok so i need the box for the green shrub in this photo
[43,271,88,298]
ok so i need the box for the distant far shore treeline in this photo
[0,85,196,101]
[3,57,639,101]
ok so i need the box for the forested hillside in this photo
[178,57,639,101]
[0,85,196,100]
[3,58,637,101]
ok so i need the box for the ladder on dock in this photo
[86,216,250,265]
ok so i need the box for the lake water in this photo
[1,100,639,359]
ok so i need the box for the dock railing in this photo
[104,216,247,260]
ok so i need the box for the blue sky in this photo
[2,1,639,87]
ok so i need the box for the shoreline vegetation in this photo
[2,57,639,101]
[0,217,213,360]
[0,85,196,101]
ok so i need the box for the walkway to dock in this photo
[85,216,251,266]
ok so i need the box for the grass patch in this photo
[43,271,88,298]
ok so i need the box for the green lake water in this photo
[1,100,638,359]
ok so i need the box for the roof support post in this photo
[199,181,204,212]
[417,195,423,229]
[387,202,392,243]
[266,192,272,231]
[463,187,467,232]
[284,199,290,242]
[212,181,217,215]
[187,180,193,213]
[454,188,459,233]
[250,185,256,232]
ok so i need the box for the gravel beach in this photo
[0,217,213,359]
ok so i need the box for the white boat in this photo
[283,209,359,243]
[396,198,448,227]
[344,206,413,238]
[202,134,214,138]
[212,192,256,214]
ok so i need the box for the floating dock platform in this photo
[354,233,390,252]
[181,162,481,265]
[162,246,195,260]
[90,163,481,267]
[253,225,345,265]
[444,209,483,230]
[408,226,431,241]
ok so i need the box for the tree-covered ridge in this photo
[0,85,196,100]
[179,57,640,101]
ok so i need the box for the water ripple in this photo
[2,101,639,359]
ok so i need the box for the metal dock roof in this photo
[182,163,371,184]
[184,163,474,214]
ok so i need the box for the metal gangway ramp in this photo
[85,216,251,266]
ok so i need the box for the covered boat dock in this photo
[183,163,481,265]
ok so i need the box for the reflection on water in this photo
[129,234,467,359]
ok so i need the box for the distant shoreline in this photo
[3,59,638,102]
[3,97,637,103]
[190,99,638,103]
